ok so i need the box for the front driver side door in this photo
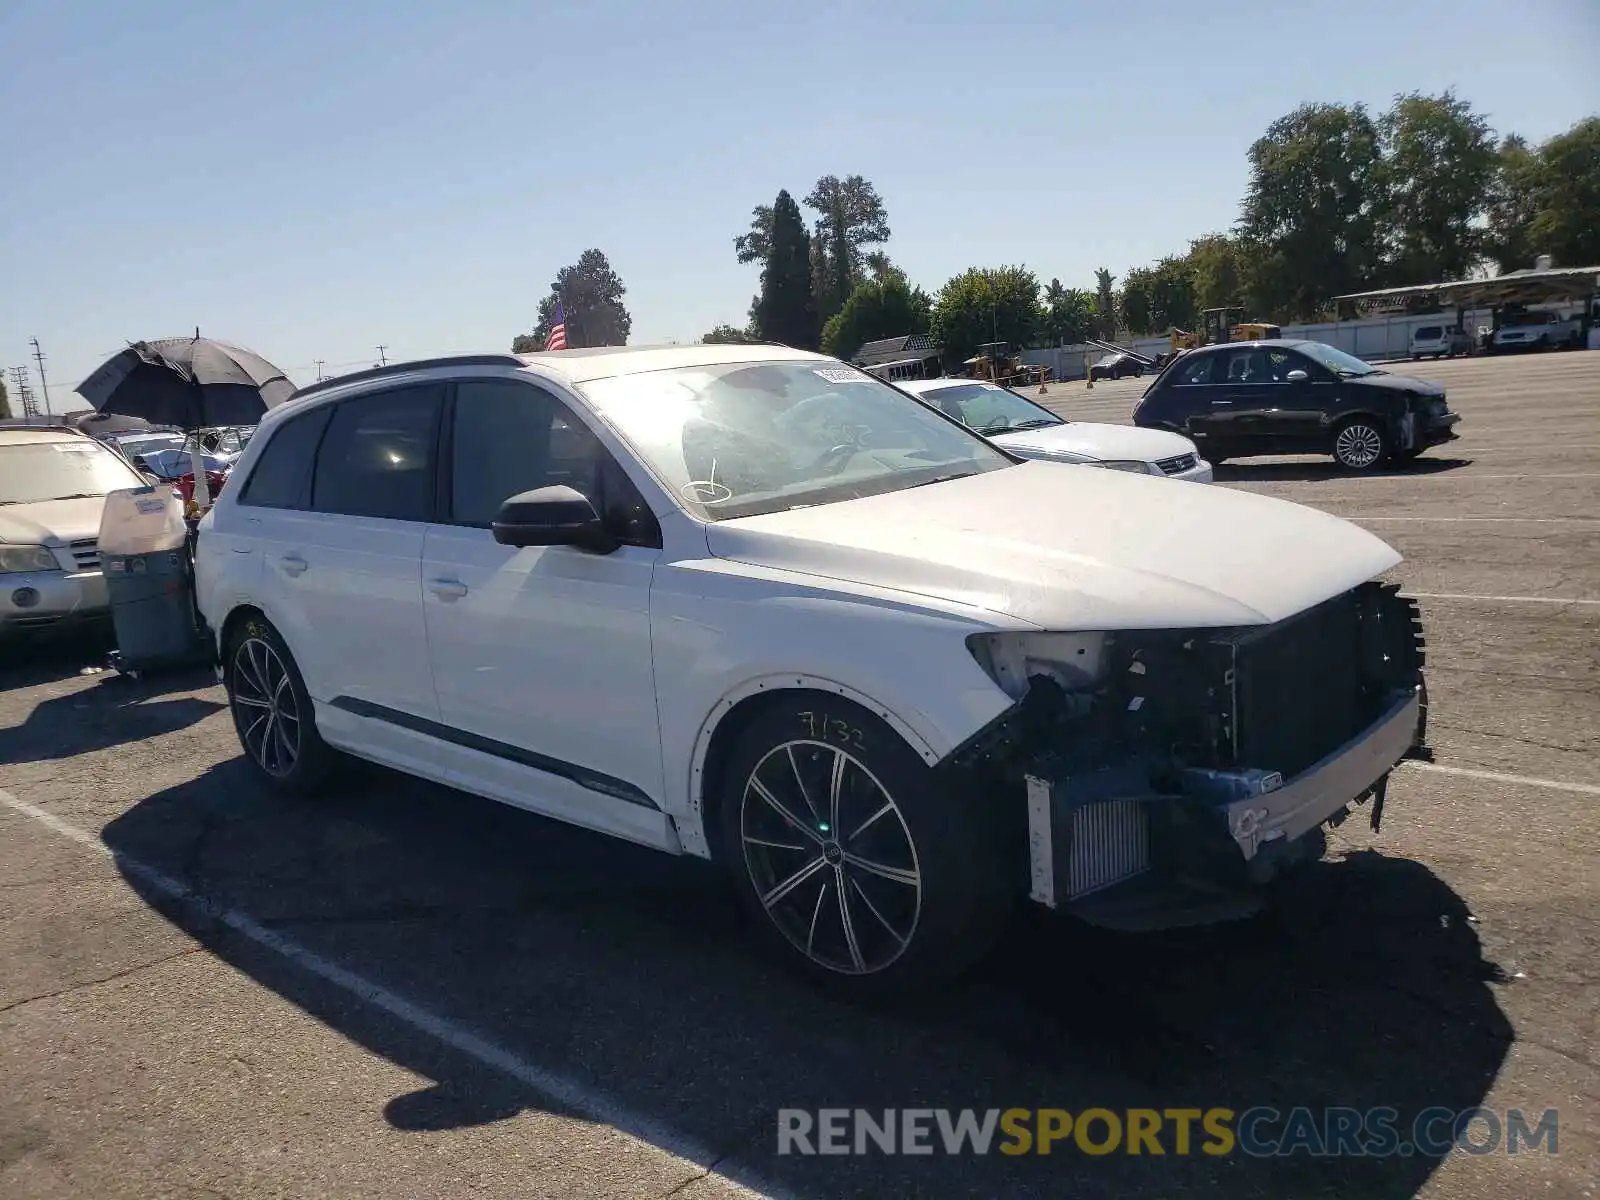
[420,377,666,839]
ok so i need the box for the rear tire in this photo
[1332,419,1388,471]
[224,615,335,794]
[717,696,1012,1000]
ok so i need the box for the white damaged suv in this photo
[195,345,1429,997]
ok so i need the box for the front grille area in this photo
[68,539,100,571]
[1227,584,1423,779]
[1155,452,1198,475]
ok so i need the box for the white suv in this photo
[196,346,1431,996]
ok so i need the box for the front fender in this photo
[650,558,1022,857]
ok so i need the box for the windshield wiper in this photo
[1006,418,1061,431]
[905,470,980,490]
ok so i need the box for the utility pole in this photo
[314,360,326,382]
[8,364,38,420]
[375,345,388,367]
[28,337,52,415]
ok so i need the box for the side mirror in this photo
[131,454,149,471]
[140,472,163,486]
[491,485,618,554]
[1285,369,1310,383]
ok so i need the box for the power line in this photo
[27,337,52,414]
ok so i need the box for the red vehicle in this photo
[175,468,229,508]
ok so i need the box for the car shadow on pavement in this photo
[1215,458,1472,483]
[0,666,223,764]
[103,758,1512,1200]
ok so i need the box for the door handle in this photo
[428,577,469,600]
[1211,399,1234,405]
[280,554,308,577]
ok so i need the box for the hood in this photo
[1354,371,1444,398]
[705,461,1400,630]
[992,421,1198,463]
[0,496,107,547]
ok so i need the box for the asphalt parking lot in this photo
[2,351,1596,1199]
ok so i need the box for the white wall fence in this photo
[1020,307,1569,380]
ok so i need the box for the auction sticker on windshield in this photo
[813,366,872,385]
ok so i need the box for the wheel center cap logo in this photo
[823,842,843,866]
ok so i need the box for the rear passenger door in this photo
[254,386,444,722]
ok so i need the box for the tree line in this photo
[508,97,1596,364]
[712,98,1596,364]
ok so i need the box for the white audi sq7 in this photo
[195,344,1430,997]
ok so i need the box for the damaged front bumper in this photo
[948,582,1432,931]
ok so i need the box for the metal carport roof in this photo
[1336,266,1600,310]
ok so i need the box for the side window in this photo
[239,407,333,509]
[1175,354,1217,385]
[449,380,661,547]
[1222,348,1269,383]
[1265,349,1298,381]
[311,386,443,521]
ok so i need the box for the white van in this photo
[1409,324,1473,360]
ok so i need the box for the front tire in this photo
[225,616,335,794]
[1332,419,1388,471]
[717,697,1012,999]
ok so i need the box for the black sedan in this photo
[1132,339,1462,471]
[1088,352,1144,381]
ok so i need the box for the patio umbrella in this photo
[75,333,295,507]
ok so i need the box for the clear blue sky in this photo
[2,0,1595,403]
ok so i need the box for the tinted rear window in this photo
[1414,326,1443,340]
[239,407,332,509]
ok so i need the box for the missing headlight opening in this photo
[947,582,1430,929]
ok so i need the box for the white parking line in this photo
[1400,762,1600,797]
[0,787,785,1200]
[1410,592,1600,606]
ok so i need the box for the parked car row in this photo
[190,342,1435,997]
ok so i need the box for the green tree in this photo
[1093,267,1117,336]
[1240,102,1385,318]
[1185,233,1254,314]
[733,204,775,265]
[1119,266,1156,334]
[819,276,932,359]
[701,323,757,344]
[931,266,1042,366]
[1484,134,1541,272]
[1378,90,1497,283]
[1147,256,1199,331]
[804,174,891,321]
[1040,280,1095,344]
[753,190,818,349]
[514,248,632,351]
[1526,116,1600,268]
[0,376,9,420]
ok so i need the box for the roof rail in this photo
[287,353,527,401]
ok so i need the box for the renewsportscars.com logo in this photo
[776,1107,1559,1158]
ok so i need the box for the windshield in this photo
[0,440,146,505]
[115,434,186,458]
[578,359,1015,520]
[1504,311,1555,327]
[1295,341,1382,377]
[914,382,1065,435]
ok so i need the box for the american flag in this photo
[545,299,568,351]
